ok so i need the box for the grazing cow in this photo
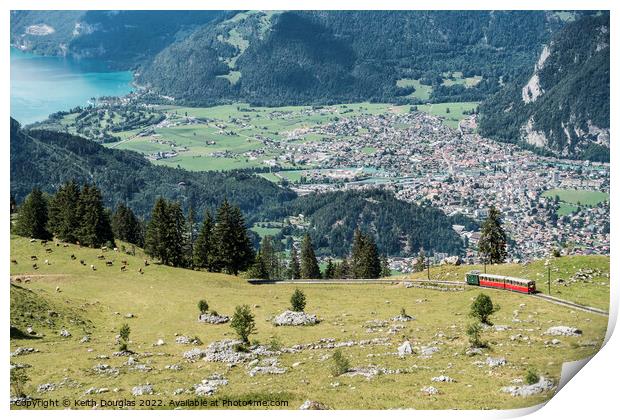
[14,278,22,283]
[120,265,128,272]
[113,247,118,252]
[45,248,53,253]
[24,278,31,283]
[121,260,128,265]
[101,246,108,252]
[70,254,76,260]
[106,261,113,267]
[90,265,96,271]
[41,240,47,246]
[32,263,39,270]
[97,255,105,260]
[44,259,50,265]
[11,259,17,264]
[29,238,36,243]
[138,268,144,275]
[63,244,69,248]
[30,256,38,261]
[55,286,61,293]
[80,260,86,266]
[144,260,150,267]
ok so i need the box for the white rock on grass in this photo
[501,377,554,397]
[37,383,56,393]
[432,376,455,383]
[194,374,228,396]
[421,386,439,395]
[131,384,154,396]
[60,329,71,338]
[397,341,413,357]
[199,313,230,324]
[10,347,38,357]
[272,310,319,326]
[486,357,507,367]
[392,314,415,322]
[154,339,165,346]
[299,400,330,410]
[419,346,439,357]
[546,326,582,336]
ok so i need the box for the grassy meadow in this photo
[10,236,609,409]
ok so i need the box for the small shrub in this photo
[119,323,130,351]
[470,293,498,325]
[525,368,540,385]
[10,368,29,397]
[552,249,561,258]
[210,310,219,316]
[466,323,485,348]
[268,336,283,351]
[400,307,407,317]
[198,299,209,315]
[233,343,249,353]
[290,288,306,312]
[330,349,350,376]
[230,305,257,344]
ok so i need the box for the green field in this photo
[542,189,609,207]
[396,79,433,101]
[441,72,482,88]
[10,236,608,409]
[417,102,479,129]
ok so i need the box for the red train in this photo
[465,270,536,294]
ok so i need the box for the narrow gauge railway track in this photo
[248,278,609,316]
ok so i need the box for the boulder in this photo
[397,341,413,357]
[501,377,554,397]
[131,384,154,396]
[421,386,439,395]
[60,329,71,338]
[486,357,507,367]
[199,313,230,324]
[546,326,582,336]
[194,374,228,396]
[272,310,319,326]
[432,375,455,383]
[299,400,330,410]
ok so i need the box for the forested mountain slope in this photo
[262,190,475,257]
[478,13,609,161]
[139,10,566,106]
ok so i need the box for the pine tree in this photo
[76,185,114,248]
[259,236,278,280]
[288,245,301,279]
[111,202,143,246]
[414,248,426,272]
[144,198,171,264]
[14,188,51,240]
[380,254,391,277]
[166,202,187,267]
[300,234,320,279]
[193,210,214,270]
[324,258,335,279]
[186,205,196,265]
[336,257,350,279]
[478,206,508,264]
[247,253,269,279]
[350,228,381,278]
[47,180,80,243]
[211,200,255,275]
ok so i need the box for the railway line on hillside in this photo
[248,278,609,316]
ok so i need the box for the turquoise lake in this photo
[10,47,134,124]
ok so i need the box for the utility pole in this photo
[548,265,551,295]
[427,260,430,280]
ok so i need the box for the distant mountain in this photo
[478,13,609,162]
[10,10,225,69]
[10,118,294,222]
[139,10,565,106]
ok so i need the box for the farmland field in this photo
[541,189,609,207]
[10,236,609,410]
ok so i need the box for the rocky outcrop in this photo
[272,310,319,326]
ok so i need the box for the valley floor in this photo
[10,236,609,410]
